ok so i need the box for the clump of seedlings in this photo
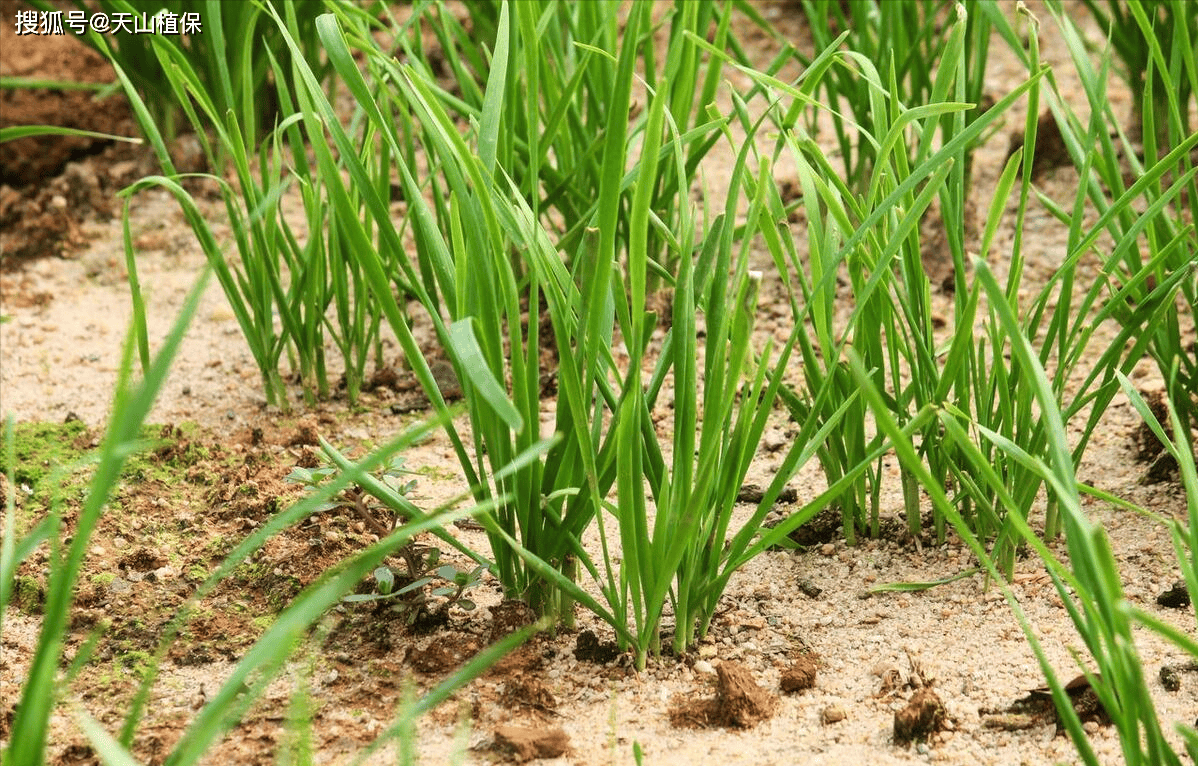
[343,545,486,632]
[287,455,484,629]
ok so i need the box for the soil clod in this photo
[736,482,798,504]
[893,687,947,744]
[780,654,818,693]
[407,633,480,674]
[1157,580,1191,609]
[287,419,320,447]
[669,660,777,729]
[991,673,1111,735]
[1007,110,1072,179]
[1161,665,1182,692]
[491,724,570,762]
[574,629,620,664]
[714,661,777,727]
[499,673,558,716]
[488,600,537,644]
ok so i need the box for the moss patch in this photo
[0,421,209,514]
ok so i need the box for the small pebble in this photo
[822,704,847,724]
[693,660,716,675]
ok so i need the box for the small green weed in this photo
[343,550,487,627]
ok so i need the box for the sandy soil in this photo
[2,1,1196,765]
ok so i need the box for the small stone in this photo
[820,543,836,556]
[763,430,786,452]
[693,660,716,675]
[821,704,847,724]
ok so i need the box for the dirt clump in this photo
[893,686,948,744]
[491,724,570,762]
[1007,110,1073,179]
[407,632,481,675]
[670,660,777,729]
[780,653,818,693]
[983,673,1112,736]
[574,628,620,664]
[499,673,558,716]
[1157,580,1191,609]
[487,599,537,643]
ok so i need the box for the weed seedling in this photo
[343,549,487,629]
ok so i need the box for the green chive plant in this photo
[841,3,1198,756]
[355,0,735,278]
[850,258,1197,765]
[1078,0,1197,145]
[1117,370,1198,763]
[26,0,330,155]
[261,1,874,668]
[731,1,1191,578]
[710,2,1050,554]
[98,1,394,409]
[737,0,997,194]
[899,2,1197,582]
[1041,0,1198,454]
